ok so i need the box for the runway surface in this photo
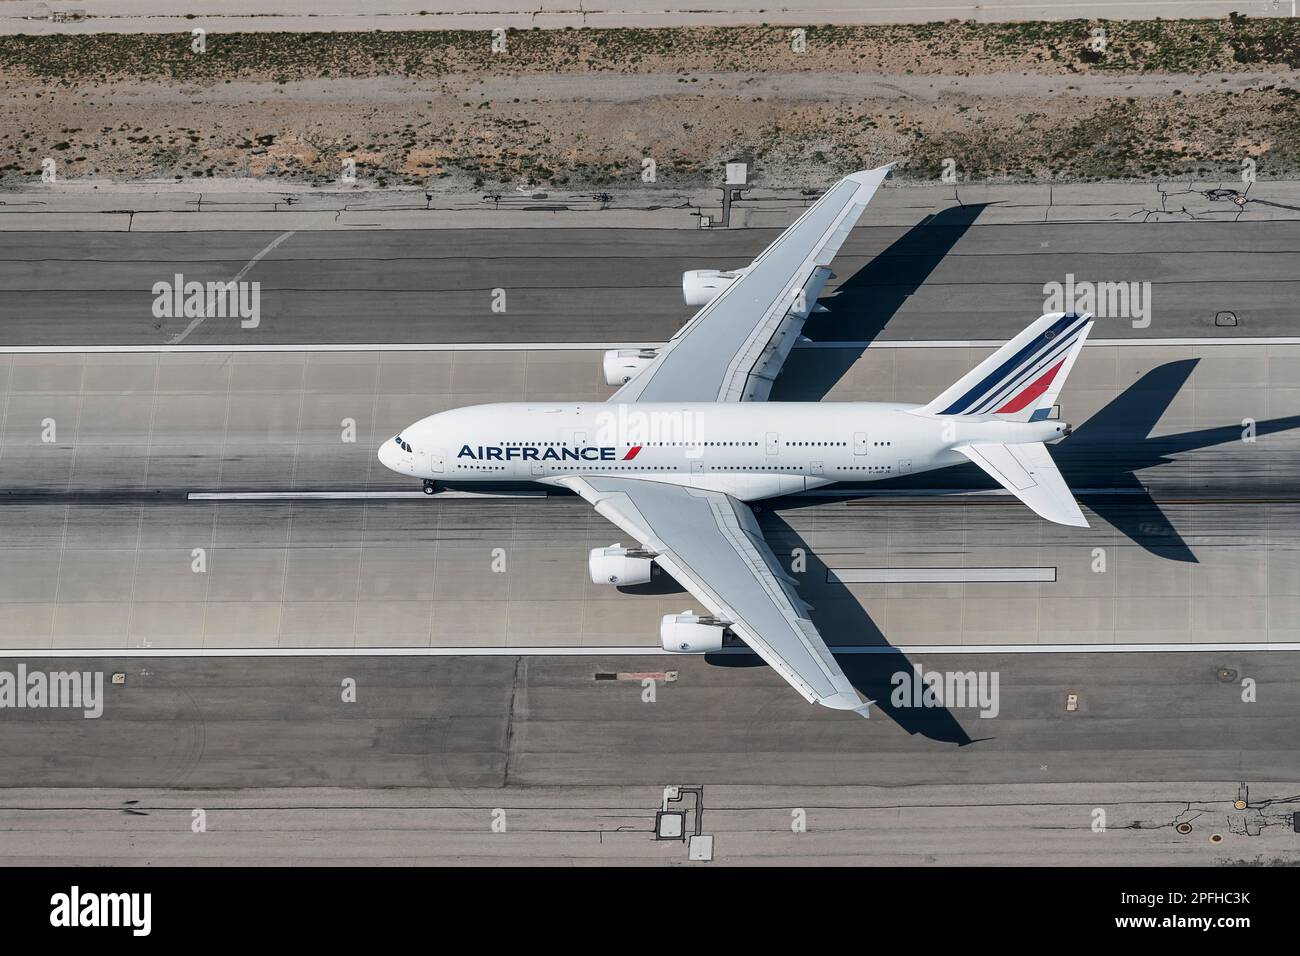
[5,651,1299,786]
[1,652,1298,864]
[1,210,1298,864]
[0,343,1296,650]
[1,218,1296,346]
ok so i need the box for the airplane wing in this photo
[956,442,1089,528]
[610,165,893,403]
[561,475,873,716]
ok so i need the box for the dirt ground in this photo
[3,20,1299,189]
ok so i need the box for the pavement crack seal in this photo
[501,656,523,788]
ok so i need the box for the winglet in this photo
[821,690,876,718]
[846,163,895,186]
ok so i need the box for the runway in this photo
[1,207,1299,864]
[1,651,1298,864]
[2,218,1297,346]
[5,651,1300,787]
[0,341,1296,650]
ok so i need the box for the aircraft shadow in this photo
[710,510,979,746]
[1054,359,1300,562]
[772,203,991,402]
[778,359,1300,563]
[616,571,686,596]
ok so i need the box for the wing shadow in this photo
[708,509,981,745]
[772,202,992,402]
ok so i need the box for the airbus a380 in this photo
[378,165,1094,717]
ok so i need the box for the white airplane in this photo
[378,165,1093,717]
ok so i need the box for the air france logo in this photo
[457,444,643,462]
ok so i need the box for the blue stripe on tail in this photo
[938,312,1085,415]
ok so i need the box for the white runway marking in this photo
[4,336,1297,355]
[165,230,296,345]
[186,487,1154,503]
[807,486,1147,497]
[829,567,1056,583]
[187,490,547,500]
[0,643,1296,658]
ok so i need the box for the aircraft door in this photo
[853,432,868,455]
[765,431,779,456]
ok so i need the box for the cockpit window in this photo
[395,435,412,453]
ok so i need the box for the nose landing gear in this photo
[422,479,438,495]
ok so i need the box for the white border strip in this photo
[830,567,1056,583]
[0,642,1296,658]
[805,337,1300,349]
[2,337,1296,355]
[187,490,546,500]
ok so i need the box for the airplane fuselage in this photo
[379,402,1069,501]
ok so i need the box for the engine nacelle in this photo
[588,544,654,586]
[682,268,747,307]
[602,348,659,386]
[660,612,725,653]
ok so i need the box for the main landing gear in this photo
[422,479,438,495]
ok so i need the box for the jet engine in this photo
[588,544,654,585]
[602,348,659,386]
[660,612,726,653]
[681,268,747,307]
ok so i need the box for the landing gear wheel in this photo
[422,480,437,495]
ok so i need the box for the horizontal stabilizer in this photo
[956,442,1088,528]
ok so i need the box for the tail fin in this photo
[922,312,1093,422]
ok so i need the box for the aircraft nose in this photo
[377,439,401,473]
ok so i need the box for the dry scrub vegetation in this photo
[2,17,1298,189]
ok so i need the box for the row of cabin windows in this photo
[495,441,762,447]
[489,441,888,448]
[461,463,680,471]
[458,461,895,474]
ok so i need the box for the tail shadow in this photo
[772,203,991,401]
[780,359,1300,563]
[1054,359,1300,563]
[709,509,980,745]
